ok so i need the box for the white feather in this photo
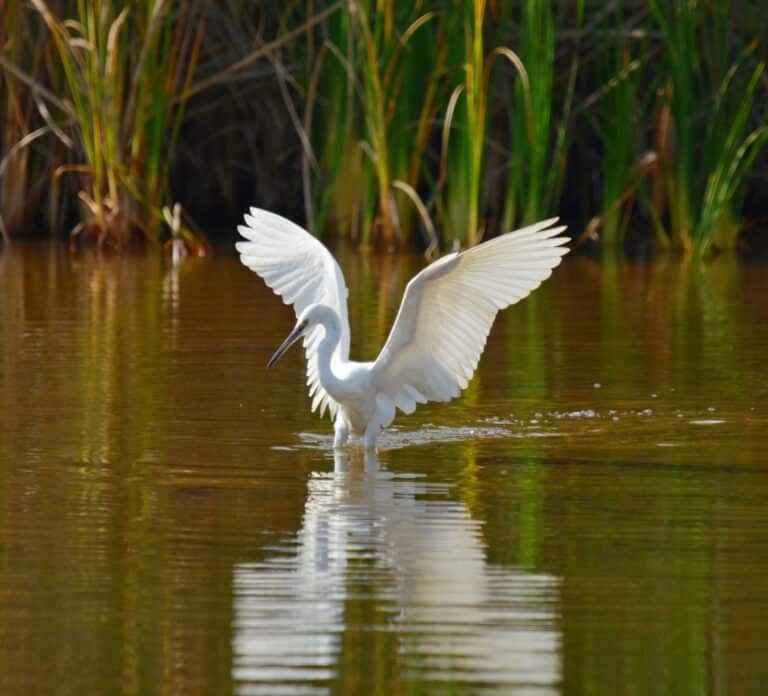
[236,208,350,419]
[370,218,569,418]
[237,209,569,446]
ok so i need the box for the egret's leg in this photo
[363,420,380,449]
[363,449,379,472]
[333,415,350,448]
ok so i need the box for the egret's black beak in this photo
[267,323,304,369]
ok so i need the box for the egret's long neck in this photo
[315,314,345,397]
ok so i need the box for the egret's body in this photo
[237,209,569,448]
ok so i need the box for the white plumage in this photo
[237,209,350,420]
[236,208,569,448]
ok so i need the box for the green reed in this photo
[382,3,439,250]
[0,3,30,235]
[355,0,423,248]
[440,0,579,245]
[440,0,486,247]
[308,1,437,249]
[2,1,766,253]
[29,0,204,248]
[502,1,579,230]
[649,0,767,254]
[584,3,643,246]
[0,2,61,235]
[304,3,358,238]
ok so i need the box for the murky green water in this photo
[1,242,767,694]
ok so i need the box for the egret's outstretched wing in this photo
[236,208,350,419]
[370,219,569,425]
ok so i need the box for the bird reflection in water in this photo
[232,450,561,692]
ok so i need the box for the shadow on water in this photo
[1,243,768,694]
[233,449,561,694]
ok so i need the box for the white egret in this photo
[236,208,569,448]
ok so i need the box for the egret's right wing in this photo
[370,219,569,426]
[236,208,350,419]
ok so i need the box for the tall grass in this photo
[502,1,578,231]
[440,0,487,247]
[1,1,767,253]
[0,4,31,235]
[29,0,205,249]
[0,2,64,235]
[353,2,435,248]
[304,3,359,238]
[583,3,644,246]
[649,0,768,254]
[305,1,437,249]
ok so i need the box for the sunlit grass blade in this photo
[306,4,361,239]
[648,0,767,253]
[0,2,61,233]
[441,0,488,247]
[28,0,206,248]
[584,3,642,246]
[354,2,436,248]
[697,61,768,252]
[2,1,765,254]
[501,1,582,232]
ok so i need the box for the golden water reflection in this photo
[1,242,767,693]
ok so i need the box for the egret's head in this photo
[267,305,333,369]
[267,315,310,369]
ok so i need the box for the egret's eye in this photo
[300,319,309,330]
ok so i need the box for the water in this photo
[1,243,767,694]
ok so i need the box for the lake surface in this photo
[1,242,767,695]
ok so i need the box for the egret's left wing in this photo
[236,208,350,419]
[370,219,569,426]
